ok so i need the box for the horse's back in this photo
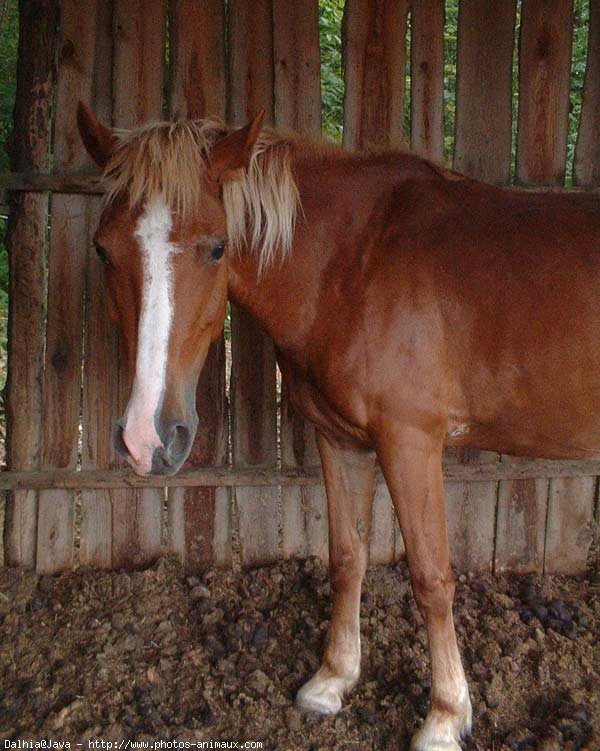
[364,178,600,458]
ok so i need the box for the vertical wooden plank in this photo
[369,483,394,566]
[166,0,230,571]
[410,0,445,163]
[111,0,167,568]
[4,0,59,567]
[500,0,575,574]
[342,0,409,565]
[574,0,600,187]
[169,0,226,120]
[273,0,329,563]
[273,0,321,134]
[445,451,497,573]
[516,0,574,186]
[228,0,280,567]
[35,0,98,574]
[544,477,596,574]
[342,0,410,152]
[80,0,117,568]
[547,3,600,575]
[453,0,517,184]
[450,5,522,575]
[495,469,548,574]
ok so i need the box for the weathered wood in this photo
[454,0,517,184]
[4,457,600,491]
[495,458,548,574]
[516,0,574,185]
[410,0,445,162]
[369,483,394,565]
[445,451,497,573]
[342,0,409,565]
[80,0,118,569]
[110,0,167,568]
[36,0,99,575]
[4,0,58,568]
[169,0,226,120]
[0,172,103,193]
[545,3,600,574]
[228,0,279,567]
[273,1,328,563]
[342,0,410,151]
[451,4,522,575]
[1,174,594,197]
[544,477,596,574]
[167,0,229,572]
[574,0,600,187]
[228,0,273,127]
[273,0,321,135]
[112,0,166,123]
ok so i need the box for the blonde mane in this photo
[103,118,300,272]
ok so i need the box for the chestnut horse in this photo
[78,102,600,751]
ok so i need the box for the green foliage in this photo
[319,0,344,142]
[0,0,18,175]
[0,0,18,375]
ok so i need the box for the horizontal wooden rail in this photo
[0,172,104,194]
[0,172,598,198]
[1,458,600,491]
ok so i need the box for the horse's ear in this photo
[77,101,115,168]
[209,110,265,185]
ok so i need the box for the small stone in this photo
[111,613,128,631]
[285,707,302,730]
[252,623,269,648]
[247,669,271,695]
[205,635,225,658]
[190,584,211,601]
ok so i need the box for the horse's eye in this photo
[95,244,109,264]
[209,242,226,263]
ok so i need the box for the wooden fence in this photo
[1,0,599,576]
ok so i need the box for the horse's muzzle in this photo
[114,418,196,476]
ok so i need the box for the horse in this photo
[77,101,600,751]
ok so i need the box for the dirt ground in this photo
[0,555,598,751]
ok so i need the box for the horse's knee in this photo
[329,544,367,592]
[411,566,455,617]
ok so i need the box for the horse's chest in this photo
[277,355,371,448]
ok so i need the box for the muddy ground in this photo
[0,555,598,751]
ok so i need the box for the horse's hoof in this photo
[295,671,354,715]
[410,702,472,751]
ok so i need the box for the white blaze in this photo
[122,195,177,472]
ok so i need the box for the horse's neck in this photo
[227,149,434,359]
[227,239,318,359]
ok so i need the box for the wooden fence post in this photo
[273,0,331,564]
[342,0,410,564]
[80,0,118,568]
[410,0,445,163]
[4,0,59,568]
[453,0,517,184]
[342,0,410,152]
[446,0,518,574]
[167,0,231,572]
[574,0,600,187]
[516,0,573,186]
[35,0,98,575]
[544,0,599,575]
[228,0,280,567]
[110,0,167,568]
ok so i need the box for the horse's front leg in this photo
[296,430,376,714]
[378,427,472,751]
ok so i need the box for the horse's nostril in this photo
[165,424,190,461]
[114,421,130,460]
